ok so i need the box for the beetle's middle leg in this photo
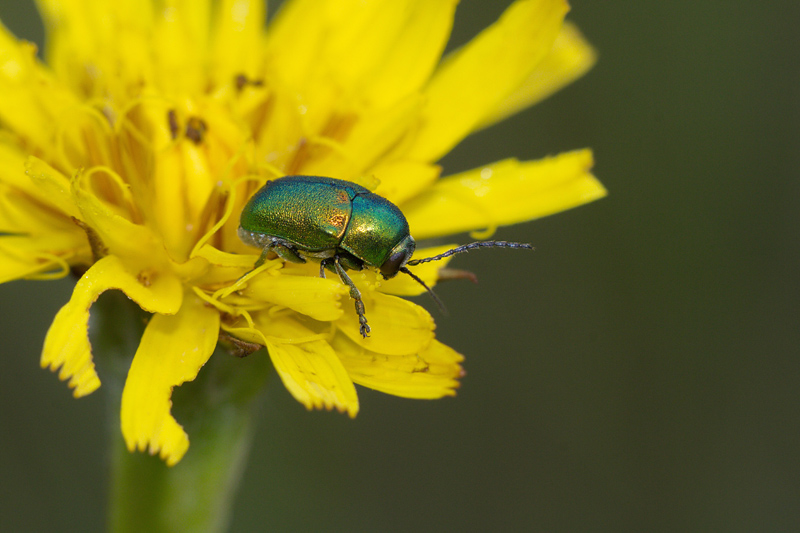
[332,256,370,338]
[320,253,362,279]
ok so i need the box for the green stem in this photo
[92,291,272,533]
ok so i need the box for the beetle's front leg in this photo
[332,256,370,338]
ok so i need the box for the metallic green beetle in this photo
[239,175,532,337]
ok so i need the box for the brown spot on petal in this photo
[234,73,264,92]
[136,268,158,287]
[219,331,264,358]
[185,117,208,144]
[167,109,180,140]
[412,358,431,373]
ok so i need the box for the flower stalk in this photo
[92,291,271,532]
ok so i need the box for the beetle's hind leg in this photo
[242,239,308,284]
[332,256,370,338]
[253,244,272,268]
[254,238,307,268]
[270,240,306,264]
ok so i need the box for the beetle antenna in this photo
[406,240,533,266]
[399,266,447,314]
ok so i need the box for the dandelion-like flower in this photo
[0,0,604,465]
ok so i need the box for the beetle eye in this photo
[380,251,408,279]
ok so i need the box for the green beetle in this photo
[239,175,532,337]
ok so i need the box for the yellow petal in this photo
[25,156,80,218]
[333,333,464,399]
[121,293,219,466]
[0,140,46,202]
[256,314,359,417]
[0,22,75,154]
[338,291,435,356]
[372,160,441,206]
[193,244,255,269]
[36,0,156,99]
[402,149,605,240]
[251,87,305,172]
[0,230,88,283]
[0,245,51,282]
[240,267,347,322]
[209,0,266,87]
[266,0,456,107]
[0,241,71,282]
[299,93,424,178]
[332,0,458,108]
[0,177,80,239]
[150,145,191,258]
[71,168,170,269]
[152,0,212,96]
[476,21,597,130]
[404,0,569,162]
[152,103,251,261]
[41,255,183,398]
[38,0,213,99]
[54,104,117,174]
[0,173,89,282]
[188,245,253,286]
[258,0,458,172]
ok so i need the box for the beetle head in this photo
[379,234,445,313]
[379,235,416,279]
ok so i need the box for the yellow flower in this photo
[0,0,604,465]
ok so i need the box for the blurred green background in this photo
[1,0,798,531]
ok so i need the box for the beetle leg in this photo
[270,241,306,264]
[336,253,364,271]
[319,258,329,278]
[254,242,274,268]
[333,256,370,338]
[254,239,307,268]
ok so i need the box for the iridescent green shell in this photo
[239,175,413,268]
